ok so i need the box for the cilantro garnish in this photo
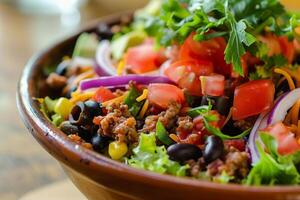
[140,0,298,75]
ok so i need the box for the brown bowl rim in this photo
[17,12,300,195]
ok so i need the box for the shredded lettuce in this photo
[72,33,99,58]
[246,132,300,185]
[127,133,189,176]
[39,96,64,126]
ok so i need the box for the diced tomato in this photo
[294,39,300,53]
[259,34,295,63]
[92,87,116,103]
[224,139,246,152]
[278,36,295,63]
[125,42,166,74]
[232,79,275,120]
[164,59,213,96]
[259,34,281,57]
[193,111,224,129]
[178,73,203,96]
[264,122,300,155]
[200,74,225,96]
[147,83,184,109]
[243,52,261,67]
[179,32,231,76]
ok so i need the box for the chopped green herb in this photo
[156,121,174,145]
[124,86,144,117]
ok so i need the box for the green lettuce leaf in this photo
[127,133,189,176]
[72,33,99,58]
[246,133,300,185]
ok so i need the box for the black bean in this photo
[84,100,102,117]
[96,23,113,39]
[78,126,93,142]
[56,60,71,76]
[201,96,231,116]
[203,135,224,164]
[59,121,79,135]
[167,143,202,163]
[215,96,230,116]
[91,134,110,152]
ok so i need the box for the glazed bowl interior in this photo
[17,13,300,200]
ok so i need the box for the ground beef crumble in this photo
[177,116,193,133]
[142,101,181,132]
[207,147,249,180]
[96,103,138,143]
[187,147,250,181]
[46,73,67,89]
[219,147,249,178]
[68,134,93,149]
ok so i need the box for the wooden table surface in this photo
[0,1,298,200]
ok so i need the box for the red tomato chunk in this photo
[232,79,275,120]
[147,83,184,109]
[264,122,300,155]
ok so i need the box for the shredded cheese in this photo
[136,89,148,102]
[296,80,300,88]
[291,99,300,125]
[70,92,95,104]
[117,60,125,75]
[102,93,127,107]
[284,108,293,125]
[139,99,149,118]
[274,68,295,90]
[169,134,179,143]
[199,76,206,95]
[71,87,82,98]
[72,70,96,86]
[284,67,300,83]
[288,124,298,133]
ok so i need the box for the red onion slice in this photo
[79,75,175,91]
[95,40,117,76]
[247,113,269,164]
[267,88,300,125]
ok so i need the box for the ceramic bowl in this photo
[17,12,300,200]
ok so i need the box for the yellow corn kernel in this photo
[108,141,128,160]
[54,98,73,119]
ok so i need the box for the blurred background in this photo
[0,0,298,200]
